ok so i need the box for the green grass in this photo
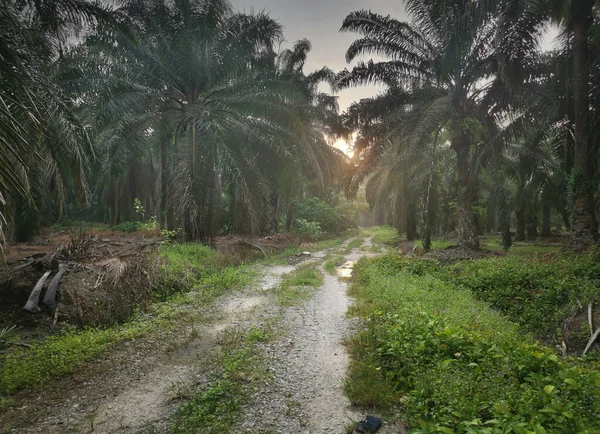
[0,322,153,395]
[345,239,363,251]
[446,251,600,343]
[172,326,273,433]
[273,263,324,306]
[480,236,563,255]
[324,255,345,274]
[414,238,454,250]
[314,237,348,249]
[360,226,399,246]
[345,253,600,433]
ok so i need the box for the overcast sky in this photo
[231,0,408,113]
[230,1,559,114]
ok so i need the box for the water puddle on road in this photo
[336,260,356,278]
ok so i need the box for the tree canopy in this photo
[1,0,599,251]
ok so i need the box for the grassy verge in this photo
[359,226,399,247]
[346,253,600,433]
[0,243,256,396]
[447,250,600,346]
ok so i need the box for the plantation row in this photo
[2,0,600,252]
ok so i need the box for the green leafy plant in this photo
[293,218,324,240]
[345,253,600,432]
[295,196,356,235]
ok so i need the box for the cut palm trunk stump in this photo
[43,263,68,309]
[23,270,52,313]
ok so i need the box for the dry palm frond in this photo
[96,257,129,287]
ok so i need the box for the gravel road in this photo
[2,237,406,433]
[237,237,405,433]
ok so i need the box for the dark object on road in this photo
[354,415,382,433]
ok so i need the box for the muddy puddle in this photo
[336,260,356,278]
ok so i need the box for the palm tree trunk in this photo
[157,141,169,229]
[285,198,295,232]
[452,135,479,250]
[516,206,526,241]
[406,199,417,241]
[270,193,280,233]
[496,187,512,250]
[541,193,552,237]
[486,195,496,233]
[441,192,450,235]
[526,201,538,240]
[560,207,571,232]
[571,0,598,249]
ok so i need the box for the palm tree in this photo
[335,4,508,249]
[0,0,113,243]
[68,0,344,240]
[561,0,598,248]
[498,0,599,249]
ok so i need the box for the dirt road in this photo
[1,236,401,433]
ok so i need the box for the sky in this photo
[231,0,409,113]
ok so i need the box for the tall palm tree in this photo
[335,3,508,249]
[68,0,343,240]
[498,0,599,249]
[562,0,598,248]
[0,0,113,244]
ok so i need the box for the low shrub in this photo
[446,252,600,342]
[293,218,324,240]
[295,196,356,235]
[346,253,600,433]
[112,221,141,233]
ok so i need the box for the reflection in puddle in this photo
[336,260,356,278]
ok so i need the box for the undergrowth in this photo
[346,253,600,433]
[446,250,600,345]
